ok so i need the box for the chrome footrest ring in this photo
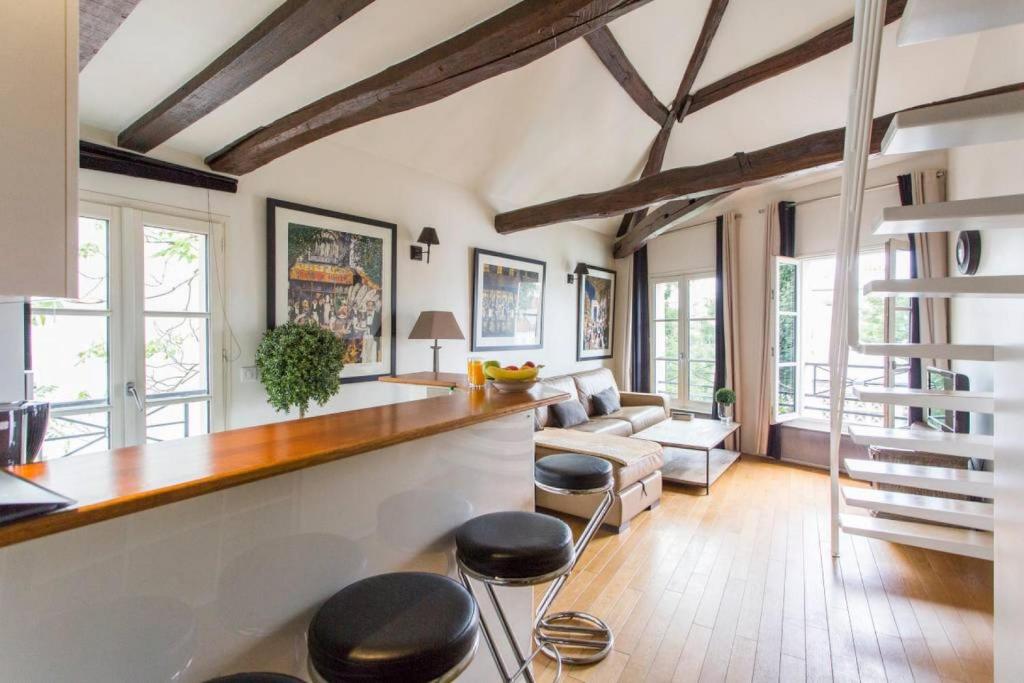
[534,611,613,665]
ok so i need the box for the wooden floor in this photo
[534,456,994,683]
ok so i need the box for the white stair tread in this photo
[854,386,994,412]
[842,487,993,531]
[848,425,994,460]
[853,342,994,362]
[839,513,993,561]
[897,0,1024,46]
[845,458,993,498]
[864,275,1024,298]
[874,193,1024,235]
[881,90,1024,155]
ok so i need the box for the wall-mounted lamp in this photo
[410,227,439,263]
[567,262,589,285]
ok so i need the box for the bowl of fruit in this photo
[483,360,543,392]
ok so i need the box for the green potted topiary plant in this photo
[714,387,736,425]
[255,322,346,419]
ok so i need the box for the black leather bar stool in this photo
[307,572,479,682]
[533,453,616,665]
[456,510,575,682]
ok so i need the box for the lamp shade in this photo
[416,227,440,246]
[573,263,590,277]
[409,311,464,340]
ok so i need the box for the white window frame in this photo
[35,194,227,454]
[649,270,717,413]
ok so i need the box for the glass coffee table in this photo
[632,418,741,494]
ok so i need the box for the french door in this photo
[650,273,717,411]
[31,200,224,458]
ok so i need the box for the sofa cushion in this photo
[603,405,666,434]
[592,386,621,416]
[535,375,579,429]
[550,399,589,428]
[570,418,632,437]
[572,368,619,416]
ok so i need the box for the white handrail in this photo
[828,0,887,558]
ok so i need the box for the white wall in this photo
[0,300,25,402]
[943,23,1024,682]
[646,152,946,454]
[77,130,616,429]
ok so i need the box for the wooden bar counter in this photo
[2,382,564,549]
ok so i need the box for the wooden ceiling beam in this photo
[615,0,729,238]
[613,191,732,257]
[206,0,654,175]
[118,0,375,153]
[688,0,907,116]
[585,27,668,124]
[494,82,1023,233]
[79,0,142,70]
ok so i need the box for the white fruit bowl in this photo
[491,379,538,393]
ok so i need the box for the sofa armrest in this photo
[619,392,670,418]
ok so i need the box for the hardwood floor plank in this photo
[724,635,757,683]
[671,624,714,682]
[698,577,747,682]
[779,653,806,682]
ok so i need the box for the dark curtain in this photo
[630,246,651,392]
[712,216,726,419]
[779,201,796,258]
[898,174,925,424]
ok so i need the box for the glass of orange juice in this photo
[467,357,486,388]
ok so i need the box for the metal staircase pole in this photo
[828,0,887,558]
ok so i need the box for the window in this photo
[774,244,911,427]
[31,201,224,458]
[651,274,717,410]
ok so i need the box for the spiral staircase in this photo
[829,0,1024,562]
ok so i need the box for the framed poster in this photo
[267,198,396,383]
[471,248,546,351]
[577,265,615,360]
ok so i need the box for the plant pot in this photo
[717,403,733,424]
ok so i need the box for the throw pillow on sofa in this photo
[551,399,589,428]
[591,386,621,416]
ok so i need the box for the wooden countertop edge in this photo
[0,388,566,549]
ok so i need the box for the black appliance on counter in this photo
[0,401,50,467]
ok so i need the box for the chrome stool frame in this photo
[457,559,571,683]
[533,476,616,665]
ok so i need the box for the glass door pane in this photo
[141,224,211,443]
[652,281,680,401]
[686,277,716,406]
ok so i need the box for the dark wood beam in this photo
[613,192,731,257]
[206,0,654,175]
[79,0,142,70]
[615,0,728,237]
[674,0,730,121]
[688,0,907,116]
[119,0,375,153]
[495,82,1024,233]
[80,141,238,193]
[585,27,668,124]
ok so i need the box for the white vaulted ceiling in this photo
[79,0,983,234]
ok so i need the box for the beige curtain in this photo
[910,169,950,372]
[615,255,634,391]
[721,212,743,449]
[754,204,781,456]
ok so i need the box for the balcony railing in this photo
[801,361,910,426]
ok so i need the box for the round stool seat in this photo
[535,453,613,493]
[456,511,573,581]
[205,674,304,683]
[308,573,478,682]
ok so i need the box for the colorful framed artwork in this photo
[471,248,546,351]
[267,198,396,383]
[577,265,615,361]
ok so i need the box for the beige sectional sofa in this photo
[534,368,668,531]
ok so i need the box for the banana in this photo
[488,366,539,381]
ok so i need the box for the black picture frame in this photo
[267,198,397,383]
[576,264,616,361]
[470,248,546,351]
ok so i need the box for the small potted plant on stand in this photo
[256,322,346,419]
[714,388,736,425]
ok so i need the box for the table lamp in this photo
[409,311,465,373]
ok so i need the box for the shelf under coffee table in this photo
[632,418,741,494]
